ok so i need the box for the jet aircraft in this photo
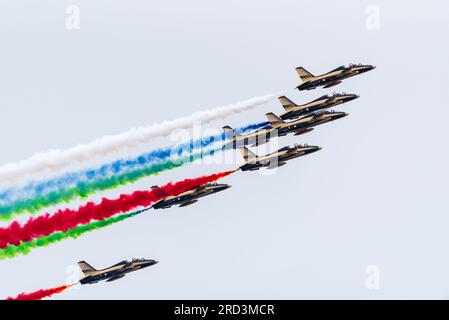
[223,110,348,148]
[296,63,375,90]
[279,93,358,120]
[78,258,158,284]
[151,183,230,209]
[239,144,321,171]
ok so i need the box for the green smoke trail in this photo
[0,149,216,220]
[0,208,151,260]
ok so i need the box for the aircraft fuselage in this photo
[297,65,375,91]
[152,184,230,209]
[80,260,158,285]
[225,111,346,150]
[280,94,358,120]
[240,145,321,171]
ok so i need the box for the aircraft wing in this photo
[120,261,134,269]
[323,81,342,88]
[326,96,337,103]
[106,275,126,282]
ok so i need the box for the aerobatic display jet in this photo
[223,124,276,149]
[238,144,321,171]
[279,93,359,120]
[263,111,348,136]
[223,110,348,149]
[296,63,375,91]
[151,183,231,209]
[78,258,158,284]
[286,109,348,128]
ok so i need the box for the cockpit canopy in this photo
[316,110,335,115]
[332,92,347,96]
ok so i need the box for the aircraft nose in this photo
[347,94,359,101]
[218,184,231,191]
[332,112,349,119]
[145,260,159,266]
[308,146,322,154]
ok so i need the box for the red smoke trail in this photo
[6,284,72,300]
[0,170,235,249]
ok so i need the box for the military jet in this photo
[239,144,321,171]
[290,109,349,128]
[223,124,275,149]
[78,258,158,285]
[223,110,348,149]
[151,183,230,209]
[296,63,376,91]
[279,93,359,120]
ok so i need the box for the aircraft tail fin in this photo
[278,96,297,110]
[239,147,258,161]
[295,67,314,81]
[222,126,234,136]
[151,185,170,197]
[78,261,97,275]
[265,112,284,126]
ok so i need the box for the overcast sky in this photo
[0,0,448,299]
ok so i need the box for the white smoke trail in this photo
[0,93,278,186]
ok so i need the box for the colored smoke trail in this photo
[0,121,267,210]
[6,284,73,300]
[0,208,150,260]
[0,93,276,185]
[0,146,220,220]
[0,170,235,249]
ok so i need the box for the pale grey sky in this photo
[0,0,448,299]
